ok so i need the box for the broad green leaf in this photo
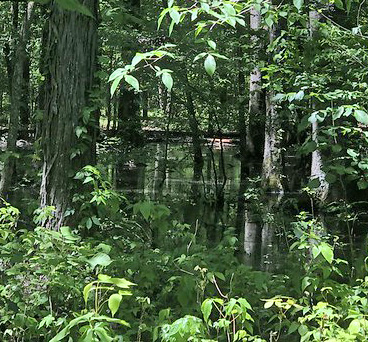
[94,327,113,342]
[60,226,79,241]
[265,16,273,27]
[307,178,320,189]
[264,300,273,309]
[354,109,368,125]
[312,245,320,259]
[131,54,143,66]
[207,40,216,50]
[124,75,140,91]
[320,242,334,264]
[88,253,112,269]
[98,274,136,288]
[108,293,122,317]
[110,75,124,97]
[109,277,136,288]
[83,282,95,303]
[193,52,207,63]
[162,73,173,92]
[298,324,309,336]
[293,0,304,10]
[238,298,252,310]
[204,54,216,76]
[201,299,213,322]
[169,9,181,24]
[108,68,124,82]
[348,319,360,334]
[288,321,300,335]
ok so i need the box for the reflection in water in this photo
[102,141,287,269]
[239,193,283,271]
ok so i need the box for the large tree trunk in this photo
[40,0,99,229]
[309,9,329,202]
[0,2,34,197]
[262,23,283,192]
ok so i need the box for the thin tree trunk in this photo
[185,82,203,168]
[309,9,329,202]
[40,0,99,229]
[19,54,30,139]
[247,6,263,156]
[237,44,248,179]
[0,2,34,197]
[262,21,283,192]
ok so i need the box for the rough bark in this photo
[40,0,99,229]
[0,2,34,197]
[262,23,283,192]
[309,9,329,202]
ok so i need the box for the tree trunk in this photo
[19,54,30,139]
[247,6,263,156]
[117,88,142,145]
[262,22,283,192]
[309,9,329,202]
[40,0,99,229]
[0,2,34,197]
[185,83,203,168]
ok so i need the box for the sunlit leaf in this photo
[108,293,122,317]
[204,54,216,76]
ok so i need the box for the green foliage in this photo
[50,274,135,341]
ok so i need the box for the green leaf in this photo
[162,73,173,92]
[98,274,136,288]
[308,178,320,189]
[88,253,112,269]
[60,226,79,241]
[207,40,216,50]
[131,54,143,66]
[293,0,304,10]
[124,75,140,91]
[320,242,334,264]
[334,0,344,9]
[110,75,124,97]
[354,109,368,125]
[204,54,216,76]
[86,217,93,229]
[312,246,320,259]
[348,319,361,334]
[264,300,274,309]
[83,282,94,304]
[169,9,181,25]
[193,52,207,63]
[94,327,113,342]
[288,321,300,335]
[201,299,213,323]
[108,293,122,317]
[265,16,273,27]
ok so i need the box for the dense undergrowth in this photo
[0,167,368,342]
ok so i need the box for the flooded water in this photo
[99,139,368,273]
[99,140,293,271]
